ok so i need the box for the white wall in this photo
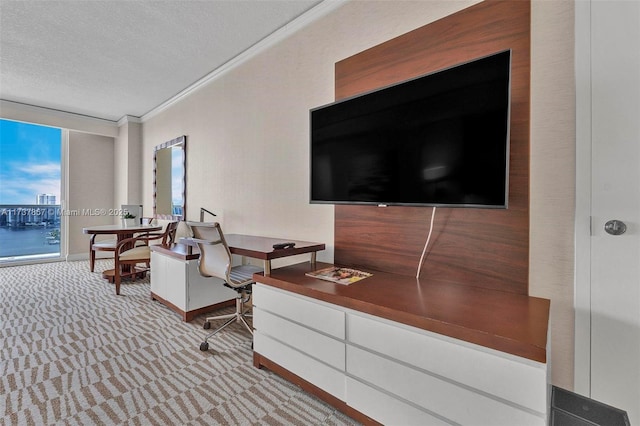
[141,0,575,389]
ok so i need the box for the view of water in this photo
[0,226,60,259]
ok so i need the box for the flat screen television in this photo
[310,50,511,208]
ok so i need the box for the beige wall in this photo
[142,0,479,266]
[530,0,576,390]
[115,119,143,210]
[66,131,115,257]
[142,0,575,389]
[0,100,118,138]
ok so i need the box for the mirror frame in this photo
[153,135,186,220]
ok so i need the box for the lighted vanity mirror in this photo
[154,135,186,219]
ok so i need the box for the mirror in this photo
[154,135,186,219]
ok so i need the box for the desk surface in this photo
[152,234,326,262]
[224,234,325,261]
[255,261,550,363]
[83,224,162,234]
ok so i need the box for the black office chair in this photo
[187,222,263,352]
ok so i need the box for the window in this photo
[0,119,64,262]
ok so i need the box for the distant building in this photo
[36,194,56,205]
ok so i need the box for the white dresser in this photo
[252,263,551,426]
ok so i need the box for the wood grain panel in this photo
[334,0,531,294]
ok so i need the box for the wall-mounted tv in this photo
[310,50,511,208]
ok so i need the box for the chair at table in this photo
[113,221,178,296]
[89,205,146,272]
[187,222,263,352]
[89,235,116,272]
[140,217,155,226]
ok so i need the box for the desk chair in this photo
[187,222,263,352]
[113,221,178,295]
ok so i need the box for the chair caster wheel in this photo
[200,342,209,351]
[203,321,211,329]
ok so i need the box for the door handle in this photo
[604,220,627,235]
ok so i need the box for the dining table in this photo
[83,223,162,282]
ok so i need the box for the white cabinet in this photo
[253,283,549,425]
[345,313,548,426]
[253,284,346,399]
[150,250,236,321]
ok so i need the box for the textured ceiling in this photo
[0,0,322,122]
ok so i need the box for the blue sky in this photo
[0,119,61,205]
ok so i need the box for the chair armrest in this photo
[189,237,223,245]
[115,233,167,253]
[138,232,164,239]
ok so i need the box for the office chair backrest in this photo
[189,222,232,283]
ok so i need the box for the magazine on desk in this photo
[306,266,372,285]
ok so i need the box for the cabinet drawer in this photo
[345,377,449,426]
[253,284,345,339]
[347,313,547,414]
[254,308,344,370]
[254,333,345,400]
[347,345,545,426]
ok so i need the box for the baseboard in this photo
[67,252,112,262]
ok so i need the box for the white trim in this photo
[0,256,65,268]
[141,0,348,122]
[66,253,95,262]
[61,129,70,262]
[0,100,119,137]
[574,0,592,397]
[117,115,142,127]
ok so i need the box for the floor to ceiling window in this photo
[0,118,64,263]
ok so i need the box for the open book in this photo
[305,266,372,285]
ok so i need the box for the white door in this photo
[576,1,640,424]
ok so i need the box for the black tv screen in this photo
[310,50,511,208]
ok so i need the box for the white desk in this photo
[149,235,325,321]
[150,244,236,321]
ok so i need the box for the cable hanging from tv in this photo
[416,206,437,279]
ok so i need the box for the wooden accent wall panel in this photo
[334,0,531,294]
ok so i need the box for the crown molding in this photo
[0,99,119,137]
[117,115,142,127]
[141,0,347,122]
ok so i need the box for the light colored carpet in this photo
[0,260,360,426]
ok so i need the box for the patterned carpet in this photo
[0,260,360,426]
